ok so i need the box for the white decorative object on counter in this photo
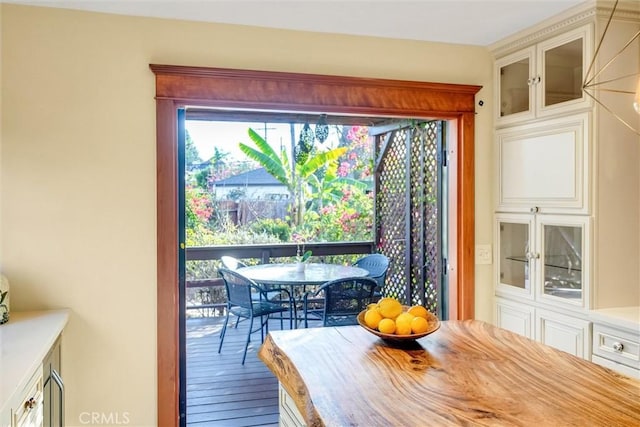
[0,274,9,324]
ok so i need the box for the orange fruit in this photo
[411,316,429,334]
[364,309,383,329]
[378,298,403,319]
[408,305,429,319]
[395,312,414,335]
[378,318,396,334]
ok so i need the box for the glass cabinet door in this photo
[537,24,592,117]
[540,223,583,300]
[500,59,531,117]
[542,38,584,107]
[496,48,535,122]
[536,215,589,307]
[496,216,533,297]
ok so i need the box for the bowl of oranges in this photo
[357,297,440,341]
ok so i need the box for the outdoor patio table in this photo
[237,262,368,287]
[237,262,369,327]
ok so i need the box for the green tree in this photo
[306,161,367,211]
[185,130,202,166]
[239,128,347,226]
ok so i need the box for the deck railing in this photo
[185,241,376,315]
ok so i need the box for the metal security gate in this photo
[374,121,446,317]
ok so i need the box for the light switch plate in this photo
[476,244,492,265]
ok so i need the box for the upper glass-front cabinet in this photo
[542,38,584,108]
[498,48,534,120]
[495,24,593,126]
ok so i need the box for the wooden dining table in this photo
[259,320,640,426]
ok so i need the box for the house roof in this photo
[215,168,285,187]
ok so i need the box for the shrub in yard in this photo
[250,218,291,242]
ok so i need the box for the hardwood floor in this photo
[186,316,291,426]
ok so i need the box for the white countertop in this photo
[0,309,70,414]
[589,306,640,333]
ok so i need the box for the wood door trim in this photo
[150,64,480,426]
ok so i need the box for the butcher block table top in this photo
[258,320,640,426]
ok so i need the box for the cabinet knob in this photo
[525,252,540,260]
[24,397,37,410]
[612,342,624,352]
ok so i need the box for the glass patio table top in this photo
[237,263,369,286]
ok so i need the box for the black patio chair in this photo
[353,254,390,300]
[302,276,378,328]
[221,255,287,328]
[220,255,248,270]
[217,267,295,364]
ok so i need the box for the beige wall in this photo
[0,4,494,426]
[593,12,640,307]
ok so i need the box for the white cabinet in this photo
[0,311,69,427]
[494,210,591,359]
[495,297,534,338]
[495,298,590,358]
[590,307,640,378]
[536,308,591,358]
[496,213,590,310]
[1,368,44,427]
[11,369,44,427]
[279,383,305,427]
[495,24,593,126]
[492,0,639,366]
[496,113,590,214]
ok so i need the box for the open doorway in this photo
[151,64,480,426]
[181,112,453,424]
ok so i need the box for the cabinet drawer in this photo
[592,324,640,370]
[591,355,640,379]
[13,368,44,427]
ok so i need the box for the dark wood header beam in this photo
[150,64,479,116]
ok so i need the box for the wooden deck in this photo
[186,315,295,426]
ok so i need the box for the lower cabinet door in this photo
[536,309,590,359]
[279,383,305,427]
[495,298,534,338]
[43,335,63,427]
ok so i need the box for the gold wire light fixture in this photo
[582,0,640,135]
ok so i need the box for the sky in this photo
[185,120,293,162]
[185,120,341,163]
